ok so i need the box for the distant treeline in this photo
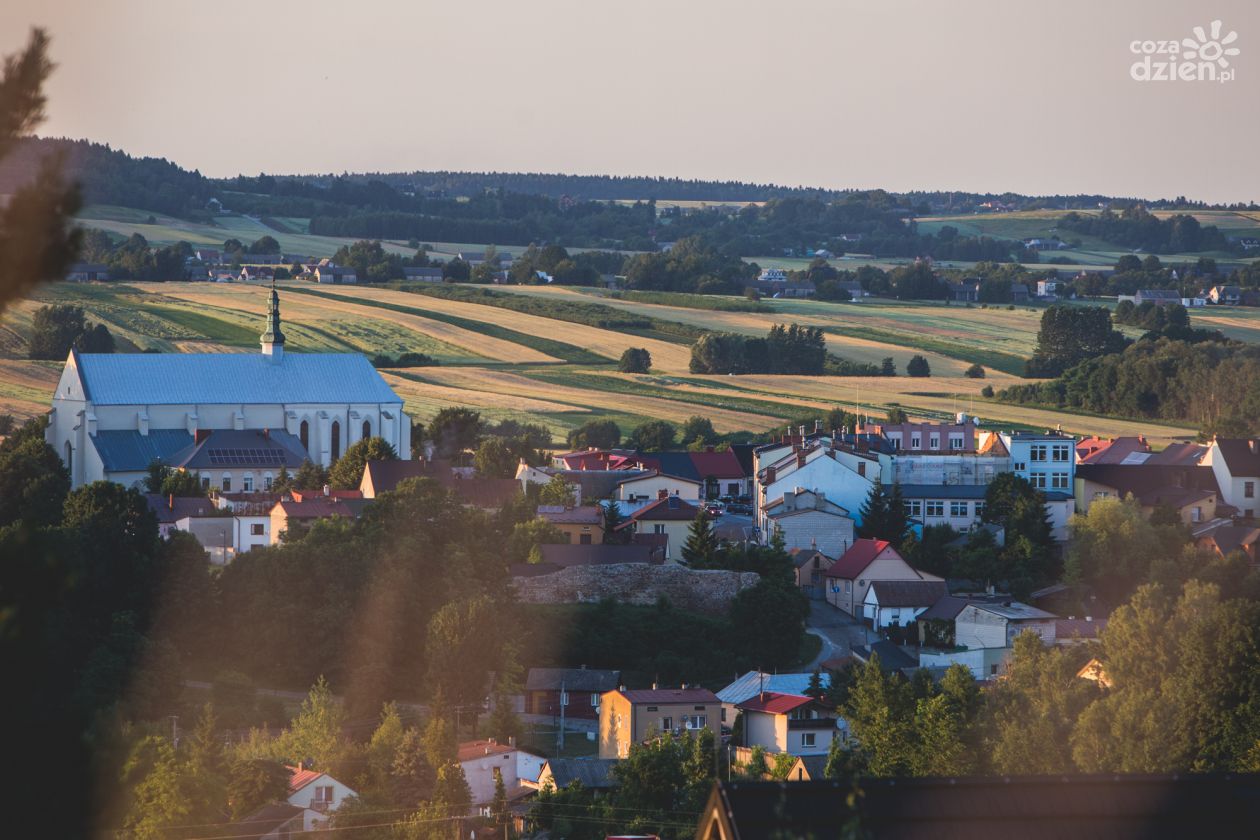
[1000,337,1260,437]
[1059,207,1232,254]
[689,324,829,375]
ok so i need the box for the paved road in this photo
[713,512,757,543]
[803,599,877,670]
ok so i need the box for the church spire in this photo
[261,279,285,362]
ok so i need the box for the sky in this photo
[2,0,1258,203]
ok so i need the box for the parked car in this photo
[705,504,724,517]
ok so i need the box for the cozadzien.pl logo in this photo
[1130,19,1240,82]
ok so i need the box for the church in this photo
[47,284,412,490]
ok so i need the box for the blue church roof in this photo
[75,352,402,406]
[91,429,195,473]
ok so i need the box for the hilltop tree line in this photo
[689,323,828,374]
[1059,206,1233,254]
[1003,303,1260,436]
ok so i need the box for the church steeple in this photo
[261,280,285,362]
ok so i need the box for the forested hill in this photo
[3,136,1251,215]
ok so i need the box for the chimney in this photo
[195,429,212,445]
[651,682,658,690]
[263,428,270,440]
[323,484,331,496]
[168,493,174,510]
[797,450,807,468]
[657,488,668,500]
[765,466,776,484]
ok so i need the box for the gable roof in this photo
[287,766,325,794]
[1214,439,1260,476]
[362,459,520,508]
[457,739,515,763]
[688,449,748,479]
[144,493,217,524]
[824,539,894,579]
[615,687,719,705]
[73,352,401,405]
[866,579,948,608]
[625,494,702,522]
[967,601,1057,621]
[526,668,621,693]
[537,505,603,525]
[273,497,367,520]
[176,428,308,470]
[850,640,917,672]
[1076,436,1152,465]
[1200,525,1260,557]
[1076,464,1220,501]
[617,467,702,487]
[91,429,195,473]
[735,692,814,715]
[631,452,702,481]
[716,671,830,706]
[789,548,833,569]
[541,758,620,789]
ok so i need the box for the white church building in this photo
[47,284,411,489]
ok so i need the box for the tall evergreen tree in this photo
[681,508,719,566]
[857,480,889,539]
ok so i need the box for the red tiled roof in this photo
[688,450,746,479]
[736,692,813,715]
[538,505,603,525]
[824,539,893,579]
[287,766,323,794]
[457,739,514,763]
[273,498,359,519]
[617,687,719,704]
[625,495,702,523]
[291,488,363,501]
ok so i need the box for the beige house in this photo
[735,692,843,758]
[598,687,720,759]
[616,471,702,506]
[789,548,834,594]
[822,538,942,616]
[537,505,604,545]
[616,494,703,560]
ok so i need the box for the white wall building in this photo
[46,286,410,489]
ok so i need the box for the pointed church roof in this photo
[261,279,285,346]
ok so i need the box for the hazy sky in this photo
[3,0,1257,202]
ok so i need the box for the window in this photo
[1030,444,1048,462]
[221,475,231,492]
[857,462,866,477]
[315,786,333,804]
[653,523,666,534]
[201,476,211,490]
[910,434,921,450]
[925,501,944,517]
[591,693,600,707]
[362,419,371,441]
[1051,472,1069,490]
[243,474,254,492]
[579,534,592,545]
[1029,473,1047,489]
[950,501,968,517]
[929,434,940,450]
[264,474,273,491]
[683,714,706,730]
[1246,481,1256,499]
[299,420,310,453]
[1013,461,1026,472]
[1052,444,1071,462]
[990,664,999,676]
[844,580,851,593]
[801,732,816,748]
[1191,506,1202,523]
[64,442,72,479]
[950,435,964,450]
[905,499,922,517]
[974,502,985,518]
[250,523,264,536]
[561,692,569,706]
[661,716,673,731]
[330,420,341,462]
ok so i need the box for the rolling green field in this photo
[3,278,1239,448]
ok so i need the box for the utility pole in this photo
[558,679,566,754]
[170,715,180,748]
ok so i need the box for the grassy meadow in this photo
[0,278,1227,448]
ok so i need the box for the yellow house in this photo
[617,494,704,561]
[598,687,721,759]
[537,505,605,545]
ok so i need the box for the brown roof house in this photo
[525,667,621,719]
[616,493,703,560]
[861,579,948,629]
[821,538,942,617]
[537,505,605,545]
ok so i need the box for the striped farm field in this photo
[0,278,1226,446]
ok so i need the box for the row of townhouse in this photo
[752,421,1079,554]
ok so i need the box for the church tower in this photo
[260,280,286,363]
